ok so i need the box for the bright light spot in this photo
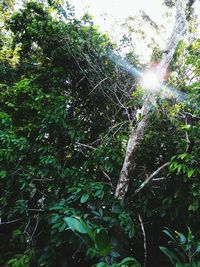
[141,71,161,91]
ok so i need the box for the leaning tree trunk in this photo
[115,0,196,200]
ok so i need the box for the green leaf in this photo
[49,206,66,211]
[80,193,89,203]
[176,232,186,244]
[178,153,188,160]
[50,213,59,224]
[188,200,199,212]
[118,257,141,266]
[94,228,112,256]
[163,228,176,241]
[159,246,181,265]
[59,222,67,232]
[194,244,200,254]
[187,169,195,178]
[0,170,7,178]
[94,190,102,197]
[64,216,89,234]
[52,222,62,230]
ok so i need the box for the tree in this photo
[0,2,138,266]
[114,0,197,200]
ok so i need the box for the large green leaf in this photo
[94,228,112,256]
[80,193,89,203]
[159,246,181,265]
[64,216,89,234]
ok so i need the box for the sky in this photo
[71,0,165,22]
[69,0,200,62]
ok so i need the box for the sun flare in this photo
[141,71,162,91]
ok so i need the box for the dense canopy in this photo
[0,1,200,266]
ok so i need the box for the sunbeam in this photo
[108,52,142,77]
[108,51,193,107]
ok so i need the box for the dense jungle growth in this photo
[0,0,200,266]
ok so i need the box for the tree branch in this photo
[89,77,108,94]
[138,213,147,267]
[0,217,23,225]
[134,162,169,196]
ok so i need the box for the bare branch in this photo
[0,217,23,225]
[30,215,39,241]
[89,78,108,94]
[138,213,147,267]
[28,209,44,212]
[75,141,96,150]
[75,76,86,88]
[134,162,169,196]
[33,178,53,181]
[23,218,31,241]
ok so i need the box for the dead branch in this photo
[89,77,108,94]
[138,213,147,267]
[0,217,23,225]
[75,141,96,150]
[28,209,44,212]
[134,162,169,196]
[75,76,85,88]
[102,170,114,188]
[30,215,39,241]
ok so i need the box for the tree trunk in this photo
[115,0,195,200]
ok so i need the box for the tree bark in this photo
[115,0,196,200]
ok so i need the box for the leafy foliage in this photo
[160,227,200,266]
[0,1,200,267]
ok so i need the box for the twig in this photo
[185,115,191,152]
[35,188,49,198]
[23,218,31,234]
[89,78,108,94]
[75,76,85,88]
[102,170,113,188]
[75,142,95,150]
[152,177,166,181]
[0,217,23,225]
[138,213,147,267]
[111,121,129,137]
[134,162,169,196]
[30,215,39,241]
[33,178,53,181]
[23,218,31,242]
[28,209,44,212]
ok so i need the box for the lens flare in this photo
[141,71,161,91]
[107,51,194,108]
[108,51,141,77]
